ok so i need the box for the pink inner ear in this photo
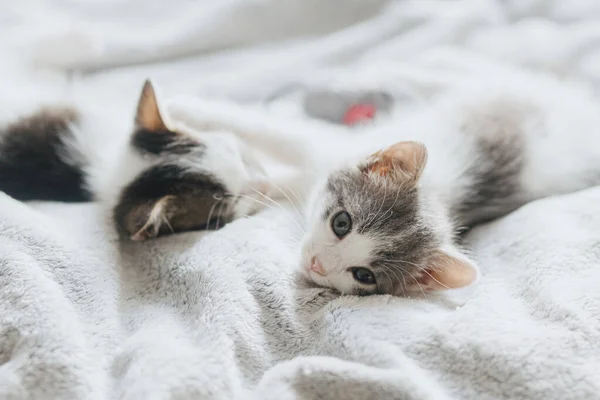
[136,80,169,132]
[363,141,427,182]
[416,251,478,291]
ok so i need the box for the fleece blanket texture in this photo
[1,1,600,399]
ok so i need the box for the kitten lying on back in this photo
[0,81,270,240]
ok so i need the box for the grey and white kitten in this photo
[304,77,600,295]
[172,67,600,296]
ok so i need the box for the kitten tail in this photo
[0,106,92,202]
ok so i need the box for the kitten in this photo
[294,68,600,296]
[0,80,270,240]
[170,67,600,297]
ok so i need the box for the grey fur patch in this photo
[325,169,441,295]
[452,98,529,227]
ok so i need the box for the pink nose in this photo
[310,257,327,276]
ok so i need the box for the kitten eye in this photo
[331,211,352,239]
[349,267,376,285]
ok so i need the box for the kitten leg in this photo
[167,97,314,168]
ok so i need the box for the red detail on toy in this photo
[343,103,377,126]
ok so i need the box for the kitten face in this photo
[112,80,268,240]
[300,142,478,296]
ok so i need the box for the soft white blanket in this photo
[1,1,600,399]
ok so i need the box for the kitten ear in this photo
[362,141,428,184]
[410,248,479,291]
[135,79,169,132]
[129,195,175,241]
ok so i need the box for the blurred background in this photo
[2,0,600,118]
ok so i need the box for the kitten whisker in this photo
[372,188,401,229]
[248,186,304,224]
[279,181,306,209]
[372,210,394,229]
[394,270,408,298]
[379,269,400,296]
[216,201,226,230]
[394,267,409,290]
[419,268,450,290]
[261,182,304,221]
[162,215,175,234]
[237,194,305,234]
[236,194,273,210]
[404,268,429,300]
[383,264,407,294]
[382,262,428,300]
[380,258,422,269]
[206,200,220,231]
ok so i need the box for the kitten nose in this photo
[310,257,327,276]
